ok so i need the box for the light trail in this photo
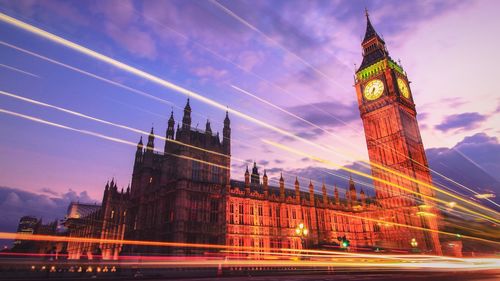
[0,13,496,223]
[210,2,497,208]
[262,139,500,225]
[2,255,499,272]
[0,232,478,260]
[232,85,500,218]
[0,89,344,195]
[0,40,357,195]
[2,232,500,271]
[0,62,39,78]
[0,41,175,108]
[0,108,229,170]
[0,90,231,159]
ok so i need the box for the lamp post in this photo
[410,238,419,253]
[295,223,308,250]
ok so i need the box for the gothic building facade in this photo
[65,13,443,259]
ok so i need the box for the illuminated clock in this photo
[397,77,410,99]
[363,79,384,101]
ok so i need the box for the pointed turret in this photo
[309,180,315,206]
[103,180,110,202]
[244,166,250,193]
[251,161,260,185]
[166,110,175,140]
[205,119,212,135]
[349,175,357,202]
[295,177,300,204]
[279,172,285,201]
[222,110,231,155]
[182,98,191,130]
[263,170,268,197]
[146,127,155,152]
[134,136,144,165]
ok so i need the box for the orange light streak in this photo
[263,139,500,224]
[232,85,500,217]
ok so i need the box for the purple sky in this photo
[0,0,499,205]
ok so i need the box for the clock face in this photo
[397,77,410,99]
[363,79,384,101]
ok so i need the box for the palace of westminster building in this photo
[65,12,446,260]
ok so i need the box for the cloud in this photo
[0,186,98,234]
[426,134,500,207]
[258,160,269,166]
[191,65,228,80]
[90,0,158,59]
[39,187,59,196]
[289,101,359,129]
[435,112,488,132]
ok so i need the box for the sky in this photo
[0,0,499,221]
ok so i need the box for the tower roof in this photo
[362,9,384,44]
[358,9,389,71]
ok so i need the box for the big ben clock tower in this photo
[354,11,442,254]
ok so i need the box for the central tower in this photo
[354,11,442,254]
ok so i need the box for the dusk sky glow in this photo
[0,0,499,222]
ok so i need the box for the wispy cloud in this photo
[435,112,488,132]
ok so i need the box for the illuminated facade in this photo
[66,13,444,259]
[354,11,442,254]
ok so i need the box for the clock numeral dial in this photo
[397,77,410,99]
[363,79,384,101]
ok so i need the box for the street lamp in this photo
[295,223,308,249]
[410,238,418,248]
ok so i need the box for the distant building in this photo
[13,216,38,248]
[12,216,67,257]
[64,182,128,260]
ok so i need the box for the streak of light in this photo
[211,1,484,204]
[475,194,495,199]
[0,90,230,159]
[1,13,497,221]
[3,231,498,264]
[0,108,229,170]
[213,2,498,208]
[262,139,500,225]
[233,85,500,219]
[0,62,39,78]
[209,0,349,92]
[0,89,337,196]
[0,41,174,108]
[0,40,355,196]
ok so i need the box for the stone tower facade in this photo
[354,11,442,254]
